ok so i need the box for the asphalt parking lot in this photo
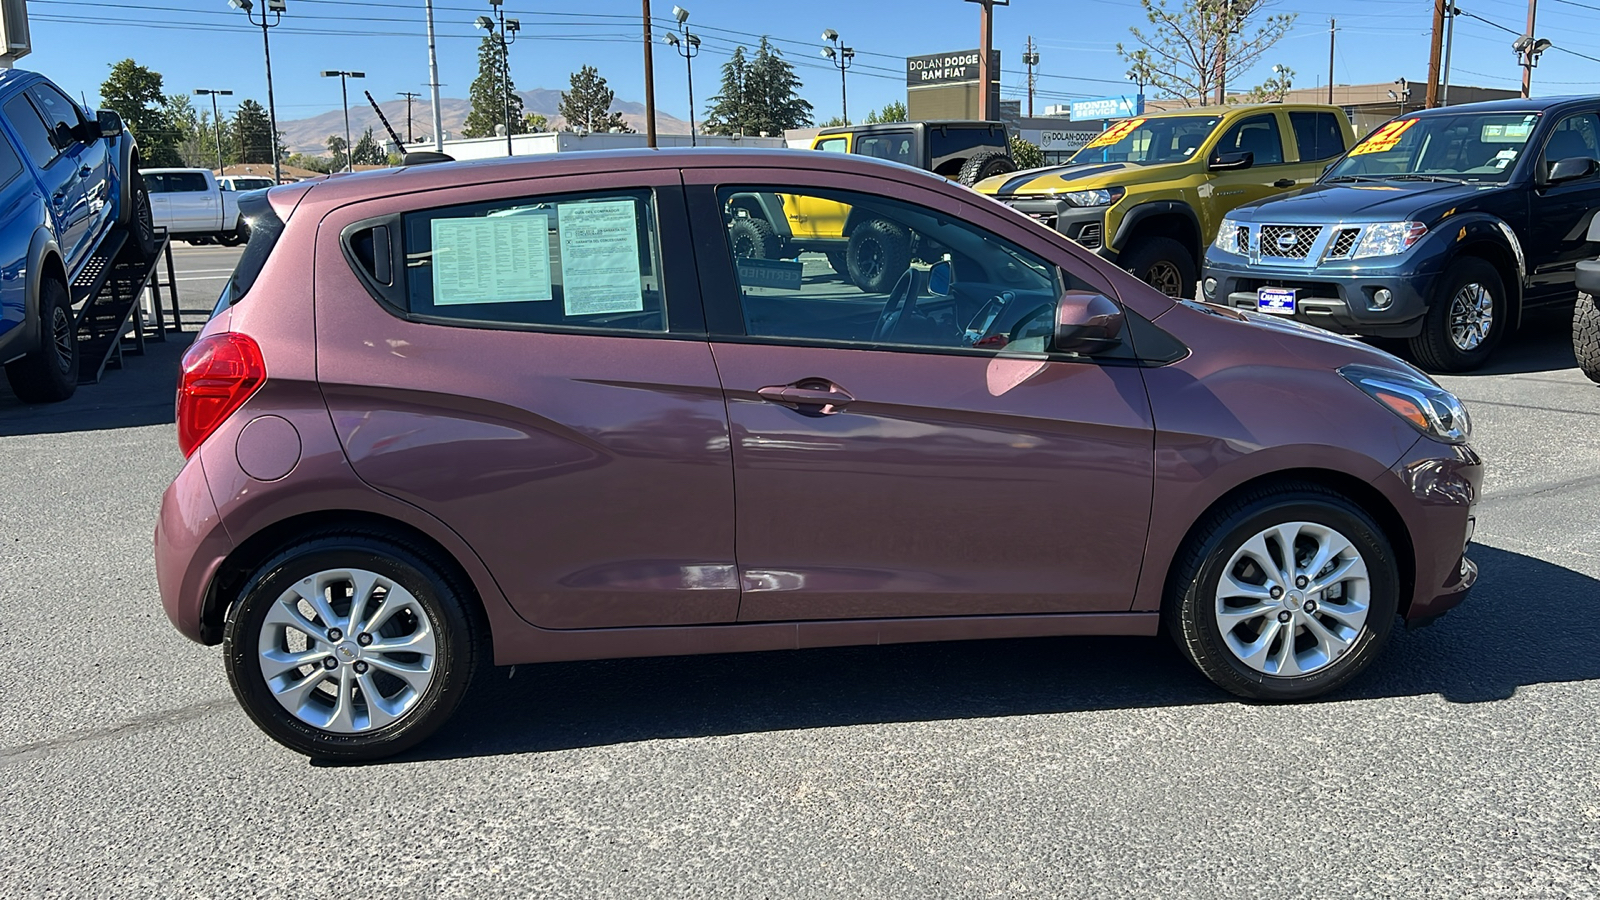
[2,244,1597,898]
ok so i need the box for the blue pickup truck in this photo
[0,69,152,402]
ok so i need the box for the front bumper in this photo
[1202,252,1444,339]
[997,196,1111,255]
[1376,438,1483,627]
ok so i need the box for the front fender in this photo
[111,133,137,225]
[1427,211,1526,329]
[1110,199,1204,259]
[20,228,63,348]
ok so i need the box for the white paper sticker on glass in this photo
[558,200,644,316]
[430,215,552,306]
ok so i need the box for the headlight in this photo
[1340,364,1471,443]
[1062,187,1124,207]
[1214,217,1243,252]
[1352,221,1428,259]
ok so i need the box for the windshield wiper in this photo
[1386,173,1465,183]
[1323,175,1391,183]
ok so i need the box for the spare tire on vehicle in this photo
[958,150,1018,186]
[846,218,911,294]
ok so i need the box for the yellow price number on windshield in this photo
[1350,119,1418,156]
[1084,118,1148,150]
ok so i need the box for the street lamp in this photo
[821,29,854,125]
[227,0,285,184]
[475,0,520,156]
[321,70,365,172]
[661,6,700,146]
[1513,34,1552,99]
[192,88,233,174]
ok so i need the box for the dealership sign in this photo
[1069,95,1145,121]
[906,50,1000,87]
[1037,130,1102,152]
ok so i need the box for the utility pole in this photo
[397,91,420,144]
[823,30,855,125]
[1522,0,1538,98]
[426,0,444,149]
[1426,0,1445,107]
[1023,36,1039,118]
[965,0,1008,121]
[1327,17,1336,105]
[642,0,657,148]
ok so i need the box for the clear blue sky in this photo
[17,0,1600,129]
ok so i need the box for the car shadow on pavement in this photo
[1454,310,1578,377]
[0,333,192,437]
[367,543,1597,765]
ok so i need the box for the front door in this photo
[27,84,109,267]
[687,175,1156,621]
[165,171,219,232]
[314,171,739,630]
[1203,112,1297,241]
[2,91,89,266]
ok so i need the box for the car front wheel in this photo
[1120,236,1196,299]
[1409,257,1504,373]
[1165,483,1399,701]
[223,532,483,760]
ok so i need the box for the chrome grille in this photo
[1326,228,1361,259]
[1259,225,1323,260]
[1234,225,1250,255]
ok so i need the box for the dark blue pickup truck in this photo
[1203,96,1600,372]
[0,69,152,402]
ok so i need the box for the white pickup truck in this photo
[142,168,247,246]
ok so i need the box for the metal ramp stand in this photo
[70,226,178,385]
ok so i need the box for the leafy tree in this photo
[1236,65,1294,104]
[1116,0,1295,106]
[231,100,274,164]
[525,112,549,132]
[164,94,216,168]
[743,38,813,135]
[865,101,908,124]
[817,115,848,128]
[558,65,629,132]
[704,46,751,136]
[99,59,181,166]
[284,152,334,174]
[350,127,386,166]
[1010,135,1045,169]
[462,35,525,138]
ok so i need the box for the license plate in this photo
[1257,288,1297,315]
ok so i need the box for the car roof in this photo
[816,121,1005,137]
[287,147,956,207]
[1409,94,1599,116]
[1138,103,1340,119]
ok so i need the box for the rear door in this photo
[27,83,109,266]
[314,169,739,629]
[1527,109,1600,303]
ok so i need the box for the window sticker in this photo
[1349,119,1417,156]
[429,215,552,306]
[558,200,644,316]
[1085,118,1147,150]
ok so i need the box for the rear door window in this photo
[1289,111,1347,161]
[401,189,667,334]
[4,94,58,167]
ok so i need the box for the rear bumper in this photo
[154,453,234,644]
[1202,252,1442,339]
[1375,438,1483,626]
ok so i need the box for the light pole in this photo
[661,6,700,146]
[1513,34,1551,99]
[227,0,284,184]
[193,88,232,174]
[1440,4,1460,106]
[1386,78,1411,115]
[821,29,854,125]
[321,70,365,172]
[964,0,1009,121]
[475,0,520,157]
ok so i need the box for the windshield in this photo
[1068,115,1220,166]
[1325,112,1542,183]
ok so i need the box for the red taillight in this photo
[177,332,266,457]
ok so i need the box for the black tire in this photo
[727,216,777,260]
[825,249,849,276]
[223,532,484,761]
[124,158,157,258]
[846,218,911,294]
[1164,482,1400,701]
[1572,291,1600,384]
[1120,236,1197,299]
[957,150,1018,186]
[4,276,77,403]
[216,223,248,248]
[1407,257,1505,373]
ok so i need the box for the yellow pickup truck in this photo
[974,103,1356,296]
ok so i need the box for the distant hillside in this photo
[278,89,691,154]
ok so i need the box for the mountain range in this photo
[279,89,692,154]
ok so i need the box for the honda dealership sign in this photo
[1069,95,1145,121]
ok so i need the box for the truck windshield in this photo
[1068,116,1219,165]
[1324,112,1543,183]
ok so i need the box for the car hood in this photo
[1228,179,1503,223]
[976,160,1168,196]
[1162,298,1432,376]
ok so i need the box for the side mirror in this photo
[1548,156,1598,184]
[1053,291,1124,355]
[928,259,953,296]
[1209,151,1254,172]
[95,110,123,138]
[70,120,103,144]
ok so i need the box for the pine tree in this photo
[462,35,525,139]
[231,100,273,164]
[743,38,813,136]
[351,128,386,166]
[325,134,349,171]
[558,65,629,133]
[100,59,182,166]
[703,46,750,136]
[865,101,908,124]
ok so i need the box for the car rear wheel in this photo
[126,159,158,257]
[1165,483,1399,701]
[223,532,483,760]
[846,218,911,294]
[1120,236,1196,299]
[1409,257,1504,373]
[4,276,77,403]
[1574,291,1600,384]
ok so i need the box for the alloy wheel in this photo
[1448,282,1494,351]
[50,306,73,374]
[1213,521,1371,677]
[256,568,438,734]
[1146,261,1184,298]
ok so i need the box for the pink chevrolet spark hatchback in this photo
[155,149,1481,759]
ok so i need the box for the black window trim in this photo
[4,90,63,169]
[1217,112,1291,168]
[1288,110,1347,163]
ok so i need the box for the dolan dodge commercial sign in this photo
[906,49,1000,87]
